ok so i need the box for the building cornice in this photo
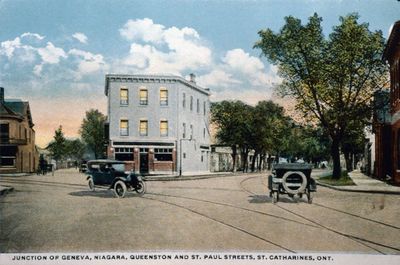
[104,74,210,97]
[383,20,400,62]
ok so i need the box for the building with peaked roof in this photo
[383,20,400,184]
[0,87,39,173]
[104,74,211,175]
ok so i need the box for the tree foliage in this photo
[255,13,387,178]
[79,109,107,159]
[46,125,66,161]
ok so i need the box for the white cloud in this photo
[118,18,212,74]
[119,18,164,43]
[69,48,108,78]
[196,69,242,88]
[21,32,45,40]
[72,33,88,44]
[210,89,273,106]
[37,42,67,64]
[0,37,21,58]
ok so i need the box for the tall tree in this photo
[79,109,106,159]
[47,125,66,162]
[64,139,86,161]
[211,101,252,172]
[255,13,387,178]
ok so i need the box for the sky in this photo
[0,0,399,147]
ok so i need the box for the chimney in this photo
[189,73,196,84]
[0,87,4,103]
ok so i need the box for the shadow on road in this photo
[248,194,310,204]
[69,190,138,199]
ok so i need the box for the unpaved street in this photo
[1,168,399,254]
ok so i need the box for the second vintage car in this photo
[85,159,146,198]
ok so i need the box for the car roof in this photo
[87,159,126,165]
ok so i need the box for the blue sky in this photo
[0,0,398,146]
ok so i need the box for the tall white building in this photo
[105,74,211,175]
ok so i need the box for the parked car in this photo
[268,163,316,203]
[85,159,146,198]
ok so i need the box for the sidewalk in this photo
[316,170,400,195]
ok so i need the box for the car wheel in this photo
[114,180,127,198]
[88,177,95,191]
[135,181,146,195]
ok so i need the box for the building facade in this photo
[0,87,39,174]
[383,20,400,184]
[105,74,211,175]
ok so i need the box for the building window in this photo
[140,120,148,136]
[115,147,134,161]
[190,124,193,139]
[182,93,186,108]
[190,96,193,111]
[160,120,168,137]
[139,88,148,105]
[160,88,168,106]
[183,123,186,138]
[197,99,200,113]
[0,145,16,167]
[203,101,206,115]
[120,120,129,136]
[120,88,128,105]
[154,148,173,161]
[0,123,9,142]
[203,128,206,138]
[201,151,204,162]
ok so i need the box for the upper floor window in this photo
[120,119,129,136]
[203,128,206,138]
[0,123,9,142]
[160,88,168,106]
[190,96,193,111]
[182,123,186,138]
[120,88,128,105]
[140,119,148,136]
[203,101,206,115]
[182,93,186,108]
[190,124,193,139]
[160,120,168,137]
[139,88,148,105]
[196,99,200,113]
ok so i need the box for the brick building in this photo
[0,87,39,173]
[105,74,211,175]
[383,20,400,184]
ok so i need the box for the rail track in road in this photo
[239,175,400,254]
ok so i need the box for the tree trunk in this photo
[331,138,341,179]
[231,145,237,172]
[251,151,259,172]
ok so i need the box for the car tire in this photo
[114,180,127,198]
[88,177,95,191]
[135,180,146,195]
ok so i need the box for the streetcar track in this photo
[142,194,296,253]
[146,191,320,229]
[239,175,400,254]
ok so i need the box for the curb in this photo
[316,181,400,195]
[143,172,237,181]
[0,186,14,196]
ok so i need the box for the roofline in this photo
[104,74,210,96]
[383,20,400,61]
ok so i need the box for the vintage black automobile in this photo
[85,159,146,198]
[268,163,316,203]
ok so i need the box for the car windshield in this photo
[110,163,125,172]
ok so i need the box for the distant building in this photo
[383,20,400,184]
[104,74,211,175]
[0,87,39,173]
